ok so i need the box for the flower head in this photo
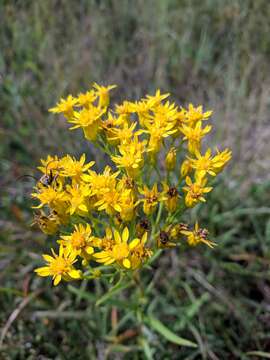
[181,222,216,248]
[35,245,81,286]
[59,223,94,258]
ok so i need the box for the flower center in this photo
[112,243,129,260]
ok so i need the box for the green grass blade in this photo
[146,315,197,348]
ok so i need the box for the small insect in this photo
[16,160,60,188]
[136,218,151,237]
[159,230,169,245]
[38,159,60,188]
[157,230,176,248]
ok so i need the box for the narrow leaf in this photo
[147,315,197,348]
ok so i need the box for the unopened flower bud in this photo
[165,147,176,171]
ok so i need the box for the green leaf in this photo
[146,315,197,348]
[246,351,270,358]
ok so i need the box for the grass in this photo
[1,0,270,358]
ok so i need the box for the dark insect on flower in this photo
[157,230,176,248]
[159,230,169,244]
[136,218,151,237]
[167,187,178,198]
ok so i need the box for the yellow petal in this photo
[114,229,121,244]
[129,238,140,250]
[123,258,131,269]
[42,254,54,263]
[35,267,51,276]
[122,227,129,243]
[69,270,81,279]
[53,274,62,286]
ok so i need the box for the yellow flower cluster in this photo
[33,84,231,285]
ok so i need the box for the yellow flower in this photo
[183,175,213,207]
[35,245,81,286]
[108,121,137,145]
[94,187,126,215]
[145,89,170,108]
[181,222,216,248]
[180,159,192,177]
[131,99,153,127]
[32,186,67,210]
[184,104,213,126]
[165,147,177,171]
[38,155,61,175]
[118,191,137,222]
[60,154,95,182]
[181,121,212,154]
[111,137,146,178]
[143,122,177,153]
[76,90,97,108]
[49,95,77,118]
[68,105,106,141]
[32,210,60,235]
[101,112,125,144]
[189,148,232,178]
[129,232,152,269]
[85,166,118,189]
[93,83,117,108]
[59,223,94,258]
[94,227,140,269]
[138,183,165,215]
[114,100,133,122]
[163,183,180,213]
[65,183,91,215]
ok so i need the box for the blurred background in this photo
[1,1,270,358]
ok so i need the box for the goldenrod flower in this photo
[76,90,97,108]
[183,176,213,207]
[32,210,60,235]
[129,232,152,269]
[184,104,213,126]
[93,83,117,108]
[49,95,78,118]
[32,186,67,210]
[111,137,146,178]
[108,121,137,145]
[95,187,127,215]
[60,154,95,182]
[115,100,133,122]
[181,222,216,248]
[59,223,94,258]
[33,84,232,287]
[180,159,192,177]
[181,121,212,154]
[189,148,232,178]
[138,184,165,215]
[68,105,105,141]
[35,245,81,286]
[145,89,170,108]
[163,183,180,213]
[38,155,61,175]
[65,183,91,215]
[142,122,177,153]
[94,227,140,269]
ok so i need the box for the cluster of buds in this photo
[32,84,231,285]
